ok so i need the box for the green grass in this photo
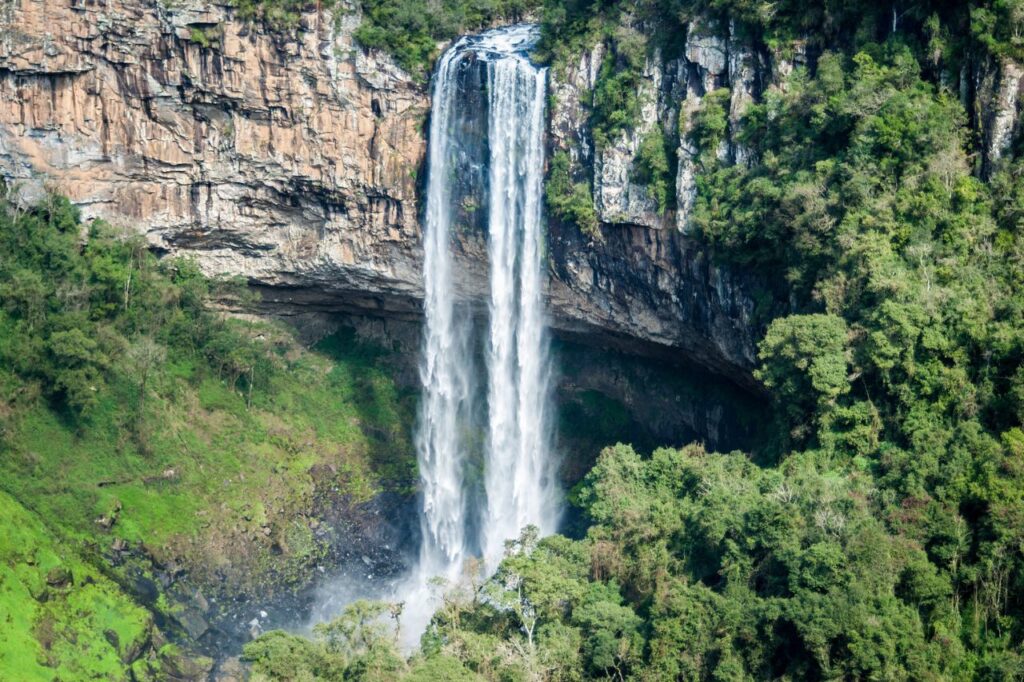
[0,193,419,675]
[0,322,417,596]
[0,490,150,681]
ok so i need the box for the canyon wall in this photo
[3,0,1022,386]
[0,0,762,385]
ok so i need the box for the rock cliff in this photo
[545,22,774,379]
[3,1,1021,388]
[0,0,765,386]
[0,0,429,305]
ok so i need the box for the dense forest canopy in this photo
[241,0,1024,680]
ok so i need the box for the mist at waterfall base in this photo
[308,25,562,648]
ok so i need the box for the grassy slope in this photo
[0,323,415,592]
[0,195,419,677]
[0,323,416,678]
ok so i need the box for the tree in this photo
[755,314,850,442]
[0,268,48,329]
[571,582,642,680]
[46,326,108,417]
[123,335,167,449]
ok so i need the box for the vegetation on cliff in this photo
[230,0,337,30]
[0,190,416,679]
[354,0,540,76]
[539,0,1024,219]
[546,151,600,237]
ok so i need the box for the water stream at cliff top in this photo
[400,23,560,642]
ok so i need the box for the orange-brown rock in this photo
[0,0,429,307]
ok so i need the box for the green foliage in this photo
[546,150,600,238]
[631,127,673,211]
[690,87,730,167]
[244,600,411,681]
[755,314,849,443]
[188,25,221,48]
[404,655,483,681]
[244,630,340,681]
[590,29,647,149]
[680,20,1024,682]
[229,0,334,30]
[373,441,989,679]
[354,0,540,77]
[971,1,1024,59]
[533,0,1024,232]
[0,190,416,615]
[693,46,970,294]
[537,0,1022,68]
[0,490,150,681]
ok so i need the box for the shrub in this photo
[591,34,646,149]
[354,0,540,77]
[632,127,673,212]
[546,151,600,238]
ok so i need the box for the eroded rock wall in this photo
[977,54,1024,176]
[0,0,768,383]
[545,20,773,381]
[0,0,429,308]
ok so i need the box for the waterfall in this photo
[415,36,477,588]
[402,24,559,640]
[481,51,558,571]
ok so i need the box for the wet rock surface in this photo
[97,480,416,671]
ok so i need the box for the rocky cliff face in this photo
[977,54,1024,176]
[5,1,1021,387]
[547,21,779,233]
[549,17,1024,228]
[0,0,429,305]
[544,22,776,380]
[0,0,765,385]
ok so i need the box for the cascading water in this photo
[480,47,559,572]
[415,33,478,591]
[401,24,560,640]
